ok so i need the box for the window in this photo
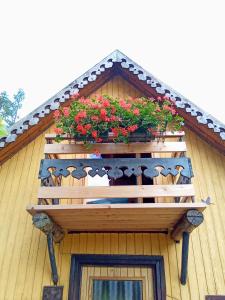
[69,255,166,300]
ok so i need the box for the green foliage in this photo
[0,118,8,137]
[0,89,25,127]
[53,94,184,145]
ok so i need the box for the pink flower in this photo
[53,110,60,118]
[163,105,176,115]
[54,127,63,134]
[133,108,140,116]
[63,107,70,117]
[102,99,110,108]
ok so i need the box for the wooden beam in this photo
[44,141,187,155]
[171,209,204,241]
[38,184,195,199]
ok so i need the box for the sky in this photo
[0,0,225,123]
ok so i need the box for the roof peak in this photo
[0,50,224,161]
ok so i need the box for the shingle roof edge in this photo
[0,49,224,148]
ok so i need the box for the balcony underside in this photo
[27,203,206,232]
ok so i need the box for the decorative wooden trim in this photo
[39,157,193,181]
[68,254,166,300]
[38,184,195,199]
[44,141,187,155]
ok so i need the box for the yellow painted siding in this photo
[0,76,225,299]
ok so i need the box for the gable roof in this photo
[0,50,225,164]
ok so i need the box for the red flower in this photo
[110,115,117,122]
[90,103,100,109]
[133,108,140,116]
[121,128,128,136]
[53,110,60,118]
[111,128,119,138]
[74,110,87,122]
[102,99,110,108]
[91,115,99,121]
[148,128,159,136]
[91,130,98,139]
[100,109,107,118]
[54,127,63,134]
[163,105,176,115]
[157,96,162,101]
[63,107,70,117]
[97,95,104,101]
[127,124,138,132]
[119,99,131,110]
[84,124,92,130]
[96,138,103,143]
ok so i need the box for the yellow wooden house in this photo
[0,50,225,300]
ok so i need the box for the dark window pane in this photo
[92,279,143,300]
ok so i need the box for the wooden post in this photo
[171,209,204,285]
[171,209,204,242]
[180,231,190,285]
[47,233,59,285]
[32,212,64,242]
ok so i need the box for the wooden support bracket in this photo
[33,213,65,286]
[171,209,204,242]
[171,209,204,285]
[32,212,65,242]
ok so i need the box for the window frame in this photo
[68,254,166,300]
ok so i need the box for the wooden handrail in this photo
[38,184,195,199]
[44,141,187,155]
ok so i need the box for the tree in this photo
[0,118,7,137]
[0,89,25,128]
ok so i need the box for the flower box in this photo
[53,94,184,145]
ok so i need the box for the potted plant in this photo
[53,94,184,144]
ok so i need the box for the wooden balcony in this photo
[26,131,207,235]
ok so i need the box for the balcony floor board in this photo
[27,203,206,232]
